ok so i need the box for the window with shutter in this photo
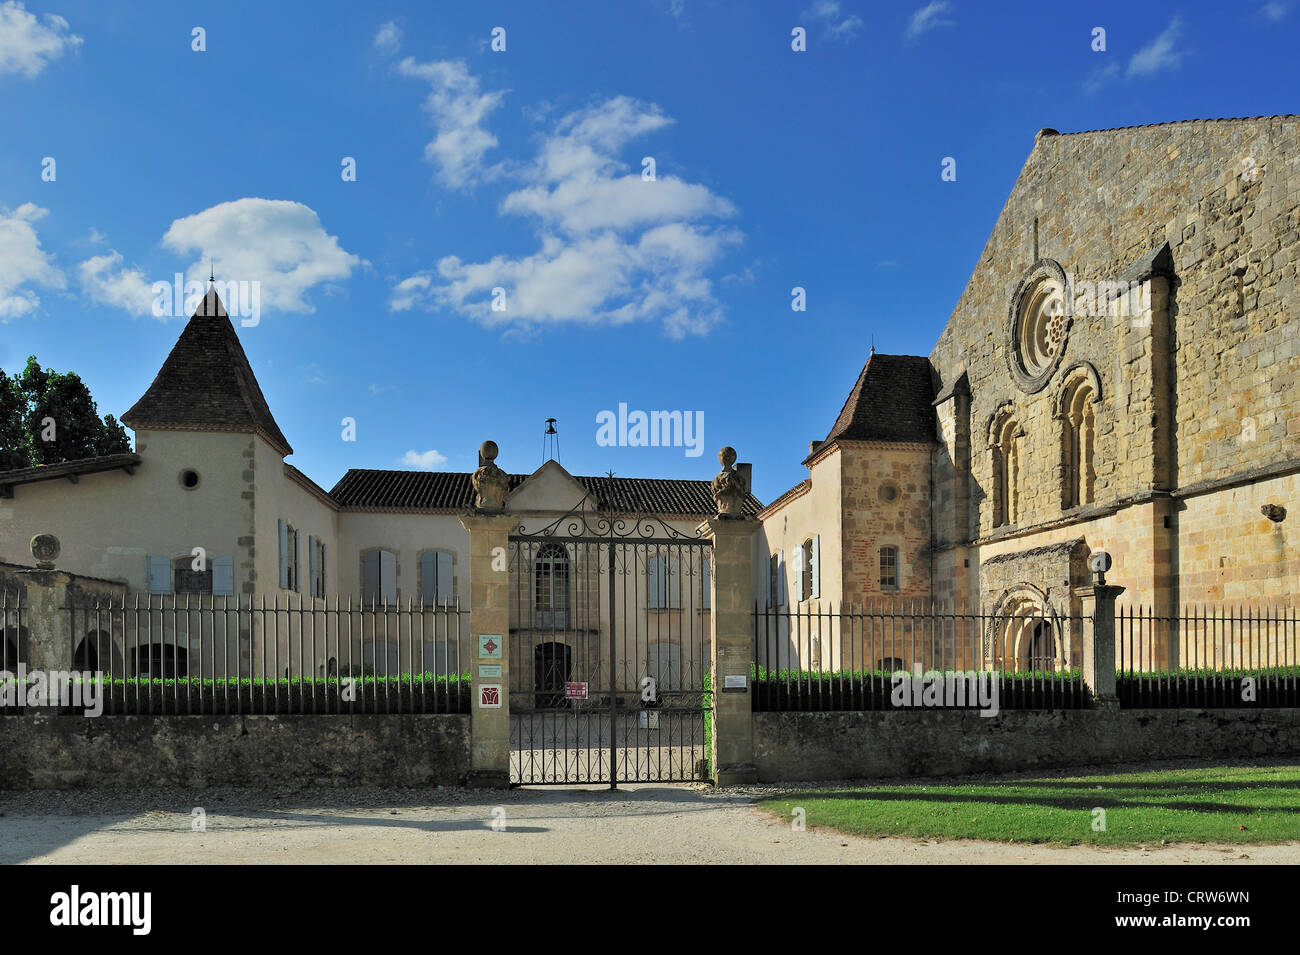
[362,550,381,604]
[810,535,820,600]
[213,556,235,596]
[380,550,397,604]
[647,555,664,609]
[436,550,454,605]
[147,555,171,595]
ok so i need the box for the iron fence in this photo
[1,592,471,715]
[1117,605,1300,707]
[752,602,1086,710]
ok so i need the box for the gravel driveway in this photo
[3,783,1297,865]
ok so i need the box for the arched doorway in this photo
[534,642,572,708]
[132,643,188,679]
[73,634,101,671]
[1027,621,1057,672]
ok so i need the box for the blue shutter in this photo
[212,556,235,596]
[278,519,289,589]
[647,555,663,609]
[147,555,171,594]
[436,551,454,605]
[362,550,380,603]
[420,552,437,604]
[667,556,681,609]
[380,550,397,604]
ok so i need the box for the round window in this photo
[180,469,200,489]
[1007,262,1072,393]
[879,483,899,503]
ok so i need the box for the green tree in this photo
[0,357,132,471]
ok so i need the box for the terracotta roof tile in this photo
[329,469,762,516]
[818,353,935,449]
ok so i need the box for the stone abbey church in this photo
[0,115,1296,673]
[757,115,1299,624]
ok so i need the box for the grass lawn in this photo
[759,765,1300,846]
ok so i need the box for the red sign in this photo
[565,682,588,700]
[480,686,501,707]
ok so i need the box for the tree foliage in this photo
[0,357,132,471]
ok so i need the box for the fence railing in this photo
[752,603,1086,711]
[1,594,471,715]
[1117,605,1300,707]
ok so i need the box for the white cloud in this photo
[373,20,401,54]
[0,1,82,78]
[392,95,742,338]
[0,202,63,321]
[396,57,506,189]
[77,251,154,317]
[805,1,864,41]
[905,1,955,41]
[1082,62,1120,95]
[160,198,364,313]
[401,449,448,470]
[1260,1,1293,21]
[1127,16,1185,77]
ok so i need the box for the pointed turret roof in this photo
[122,285,293,456]
[807,353,934,460]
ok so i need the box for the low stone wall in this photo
[753,708,1300,782]
[0,714,470,789]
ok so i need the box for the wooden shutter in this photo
[308,536,318,597]
[380,550,397,604]
[320,542,326,595]
[765,555,773,605]
[419,552,437,604]
[436,551,454,605]
[811,535,820,599]
[147,555,171,594]
[791,544,804,601]
[293,528,301,593]
[213,556,235,596]
[362,550,381,604]
[278,519,289,589]
[667,556,681,608]
[647,555,663,609]
[776,553,786,607]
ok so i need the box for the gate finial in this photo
[472,440,509,511]
[710,446,747,518]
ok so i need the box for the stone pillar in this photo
[458,441,513,788]
[1078,577,1125,708]
[703,447,758,785]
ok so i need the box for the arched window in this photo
[990,410,1022,528]
[534,542,570,628]
[877,657,906,675]
[1059,375,1098,509]
[73,633,101,671]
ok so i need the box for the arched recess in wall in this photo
[984,584,1066,672]
[1054,362,1103,510]
[985,401,1023,529]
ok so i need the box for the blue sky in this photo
[1,0,1297,503]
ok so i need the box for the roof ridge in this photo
[1054,114,1299,137]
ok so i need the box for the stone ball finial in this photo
[472,440,509,512]
[31,533,60,570]
[711,447,745,518]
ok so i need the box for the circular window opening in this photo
[1008,263,1072,393]
[180,469,200,490]
[879,483,899,503]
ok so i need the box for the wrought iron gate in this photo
[508,508,713,786]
